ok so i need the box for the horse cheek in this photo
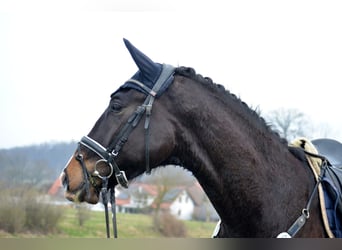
[64,156,84,191]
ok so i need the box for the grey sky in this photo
[1,1,342,148]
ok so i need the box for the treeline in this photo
[0,141,77,189]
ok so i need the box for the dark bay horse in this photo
[62,39,326,237]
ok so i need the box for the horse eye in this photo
[110,102,122,112]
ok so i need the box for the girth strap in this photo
[277,151,330,238]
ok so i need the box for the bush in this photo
[25,198,63,233]
[153,212,187,237]
[0,201,26,234]
[0,187,64,234]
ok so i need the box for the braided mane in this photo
[174,66,288,145]
[174,66,310,165]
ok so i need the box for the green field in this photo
[0,206,217,238]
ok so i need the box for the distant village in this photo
[0,143,219,222]
[48,178,219,222]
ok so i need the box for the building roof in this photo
[48,177,62,196]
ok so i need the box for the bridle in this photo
[75,64,175,238]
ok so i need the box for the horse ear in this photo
[123,38,161,82]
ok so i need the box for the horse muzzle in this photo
[61,157,101,204]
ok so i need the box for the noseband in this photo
[75,64,175,238]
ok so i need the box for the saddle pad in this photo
[321,166,342,237]
[290,137,342,237]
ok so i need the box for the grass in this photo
[58,207,161,238]
[0,206,217,238]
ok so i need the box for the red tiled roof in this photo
[131,183,159,196]
[116,198,130,206]
[48,177,62,195]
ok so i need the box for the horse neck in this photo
[165,75,317,236]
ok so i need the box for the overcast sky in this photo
[1,0,342,149]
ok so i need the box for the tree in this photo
[142,165,195,212]
[264,107,342,143]
[1,152,53,188]
[141,165,192,237]
[264,108,311,141]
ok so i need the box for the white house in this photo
[168,190,195,220]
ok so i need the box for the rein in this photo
[277,150,330,238]
[75,64,175,238]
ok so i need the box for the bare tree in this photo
[264,108,311,141]
[1,153,53,188]
[141,165,195,215]
[264,108,342,143]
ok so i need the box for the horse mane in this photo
[175,66,288,142]
[174,66,310,165]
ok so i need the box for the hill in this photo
[0,141,197,194]
[0,141,77,187]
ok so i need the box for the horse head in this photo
[62,39,177,204]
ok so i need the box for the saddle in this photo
[312,139,342,168]
[311,138,342,237]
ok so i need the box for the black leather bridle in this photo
[75,64,175,238]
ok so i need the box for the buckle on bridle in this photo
[111,149,119,157]
[115,171,128,188]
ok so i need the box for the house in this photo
[115,181,219,221]
[114,183,155,213]
[47,177,219,221]
[155,188,196,220]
